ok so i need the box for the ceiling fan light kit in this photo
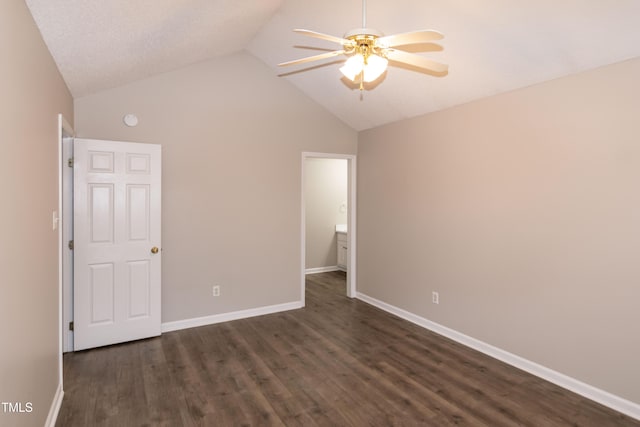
[279,0,448,91]
[338,29,389,83]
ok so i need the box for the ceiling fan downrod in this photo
[362,0,367,28]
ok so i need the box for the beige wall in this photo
[305,158,348,269]
[358,58,640,404]
[0,2,73,426]
[74,52,357,322]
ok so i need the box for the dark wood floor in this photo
[57,271,639,426]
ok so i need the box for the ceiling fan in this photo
[278,0,448,91]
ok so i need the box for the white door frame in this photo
[61,128,74,353]
[57,114,74,386]
[301,152,357,304]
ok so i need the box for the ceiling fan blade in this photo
[377,30,444,48]
[278,50,346,67]
[293,29,354,47]
[386,49,448,73]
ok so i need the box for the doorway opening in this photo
[301,152,356,305]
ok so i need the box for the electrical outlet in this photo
[212,285,220,297]
[432,291,439,305]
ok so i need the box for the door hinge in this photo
[68,240,74,250]
[69,321,74,331]
[67,157,74,168]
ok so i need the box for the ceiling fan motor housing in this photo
[344,28,386,58]
[343,28,384,39]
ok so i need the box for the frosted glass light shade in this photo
[340,53,388,83]
[363,54,388,82]
[340,54,364,81]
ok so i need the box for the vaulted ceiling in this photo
[26,0,640,130]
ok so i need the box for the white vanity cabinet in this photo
[337,232,347,271]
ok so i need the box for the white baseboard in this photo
[45,383,64,427]
[305,266,341,274]
[161,300,303,333]
[356,292,640,421]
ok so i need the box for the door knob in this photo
[151,247,159,254]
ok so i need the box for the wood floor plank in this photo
[234,317,351,426]
[57,271,640,426]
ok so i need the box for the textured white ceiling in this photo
[26,0,640,130]
[25,0,283,97]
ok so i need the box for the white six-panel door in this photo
[73,139,161,351]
